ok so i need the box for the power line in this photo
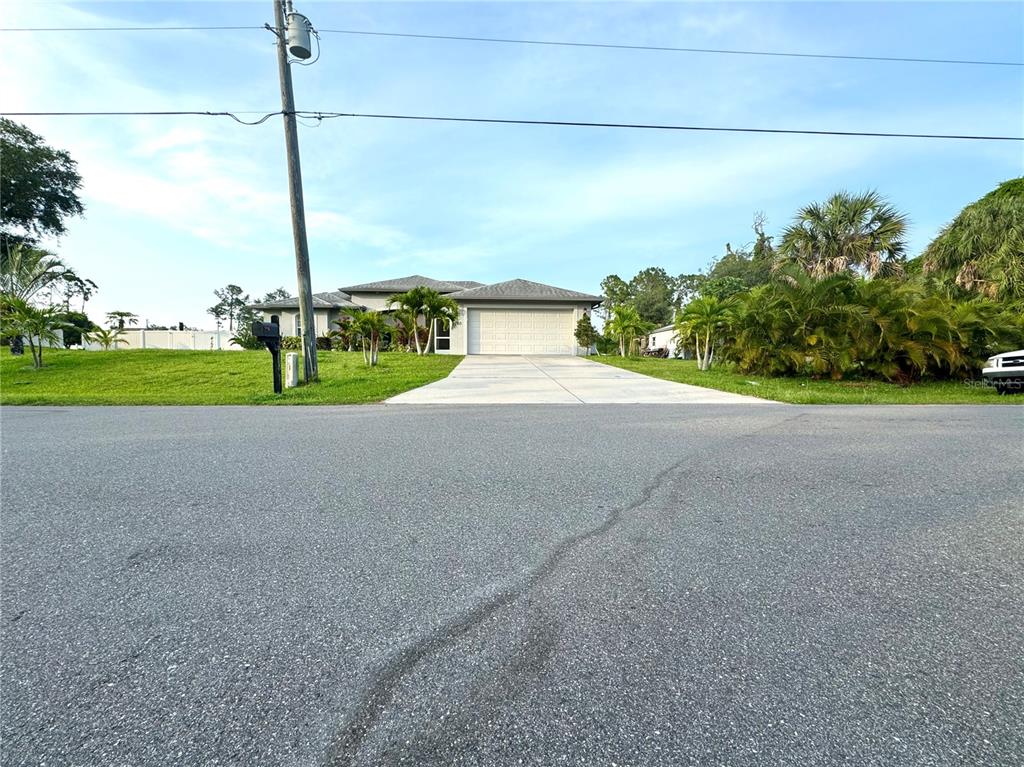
[317,29,1024,68]
[0,25,262,31]
[3,110,1021,141]
[0,25,1019,67]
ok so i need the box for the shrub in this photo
[280,335,301,351]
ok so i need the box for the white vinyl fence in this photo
[82,329,243,351]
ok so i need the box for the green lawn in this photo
[0,349,462,406]
[594,356,1021,405]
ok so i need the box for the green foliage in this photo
[1,243,89,303]
[1,297,71,368]
[606,305,654,357]
[777,190,908,279]
[280,335,302,351]
[599,275,631,308]
[229,325,264,350]
[595,357,1018,405]
[208,284,250,332]
[675,295,733,370]
[628,267,676,325]
[922,177,1024,302]
[343,308,389,366]
[60,311,98,347]
[85,327,128,352]
[0,118,84,250]
[721,271,1022,384]
[105,310,138,330]
[574,314,599,351]
[701,276,749,300]
[387,286,459,354]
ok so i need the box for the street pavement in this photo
[386,355,767,404]
[1,404,1022,766]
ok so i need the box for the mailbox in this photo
[252,320,283,394]
[252,321,280,340]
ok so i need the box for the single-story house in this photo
[647,323,691,358]
[251,275,602,356]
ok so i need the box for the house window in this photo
[435,318,451,351]
[295,315,301,336]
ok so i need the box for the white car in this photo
[982,349,1024,394]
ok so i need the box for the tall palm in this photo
[343,308,388,366]
[0,243,76,302]
[421,293,460,353]
[777,190,908,279]
[675,296,733,370]
[388,286,432,355]
[606,305,652,357]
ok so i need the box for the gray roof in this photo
[651,323,676,333]
[338,275,469,294]
[250,290,364,310]
[446,280,486,289]
[447,279,602,303]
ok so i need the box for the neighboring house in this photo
[251,274,602,356]
[647,323,689,358]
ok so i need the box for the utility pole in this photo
[271,0,318,382]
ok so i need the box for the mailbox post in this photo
[252,319,283,394]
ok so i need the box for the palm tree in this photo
[777,190,909,280]
[421,292,460,354]
[343,309,388,366]
[106,310,138,330]
[675,296,733,370]
[85,327,129,351]
[389,307,419,352]
[606,305,652,357]
[1,298,69,368]
[922,177,1024,302]
[388,286,431,355]
[0,243,77,302]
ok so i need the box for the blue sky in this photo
[3,1,1022,328]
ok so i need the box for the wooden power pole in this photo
[272,0,317,382]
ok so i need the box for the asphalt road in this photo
[2,404,1022,766]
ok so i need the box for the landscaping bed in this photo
[594,357,1020,405]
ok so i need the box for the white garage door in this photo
[467,309,575,355]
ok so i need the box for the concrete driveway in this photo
[387,355,767,404]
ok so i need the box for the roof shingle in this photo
[446,279,601,303]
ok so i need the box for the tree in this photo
[260,287,292,302]
[86,327,129,351]
[701,276,749,301]
[1,243,83,302]
[211,284,249,331]
[60,311,98,347]
[628,267,676,325]
[574,314,599,353]
[922,177,1024,302]
[606,305,653,357]
[343,308,387,366]
[1,298,69,368]
[106,310,138,330]
[675,295,732,371]
[387,286,433,355]
[421,291,460,353]
[0,118,84,252]
[777,190,908,279]
[674,273,706,307]
[598,275,631,321]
